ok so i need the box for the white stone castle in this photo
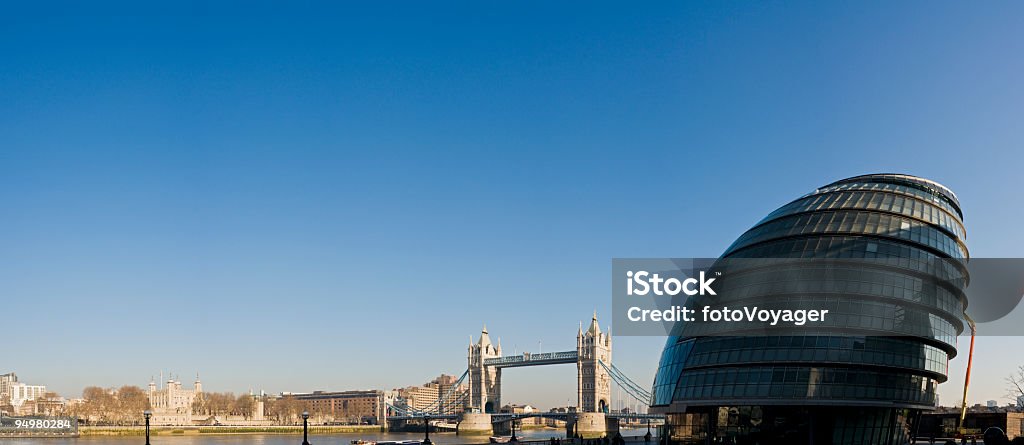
[147,374,202,425]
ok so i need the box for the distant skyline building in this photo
[9,382,47,410]
[396,384,439,412]
[0,373,16,405]
[1,371,64,416]
[395,373,466,415]
[651,174,970,443]
[2,371,49,415]
[432,373,467,415]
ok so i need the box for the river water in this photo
[5,428,653,445]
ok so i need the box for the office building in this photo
[651,174,969,444]
[292,390,387,424]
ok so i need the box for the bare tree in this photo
[116,386,150,424]
[232,394,254,418]
[267,395,306,424]
[191,395,206,416]
[1007,365,1024,405]
[202,392,235,416]
[75,386,151,425]
[82,386,115,423]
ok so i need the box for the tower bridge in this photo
[386,313,662,437]
[469,312,611,414]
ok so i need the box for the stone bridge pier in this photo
[566,413,617,439]
[457,412,493,435]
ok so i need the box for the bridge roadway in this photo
[483,351,578,368]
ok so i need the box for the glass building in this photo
[650,174,969,445]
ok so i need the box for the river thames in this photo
[5,428,653,445]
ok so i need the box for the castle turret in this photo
[577,312,611,413]
[468,324,502,413]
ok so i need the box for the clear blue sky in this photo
[2,2,1022,409]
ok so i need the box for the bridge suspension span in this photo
[387,369,469,417]
[600,360,653,413]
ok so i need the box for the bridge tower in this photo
[468,325,502,413]
[577,312,612,413]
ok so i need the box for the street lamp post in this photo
[422,415,432,445]
[510,415,518,443]
[143,410,152,445]
[302,411,310,445]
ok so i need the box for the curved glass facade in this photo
[651,174,968,445]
